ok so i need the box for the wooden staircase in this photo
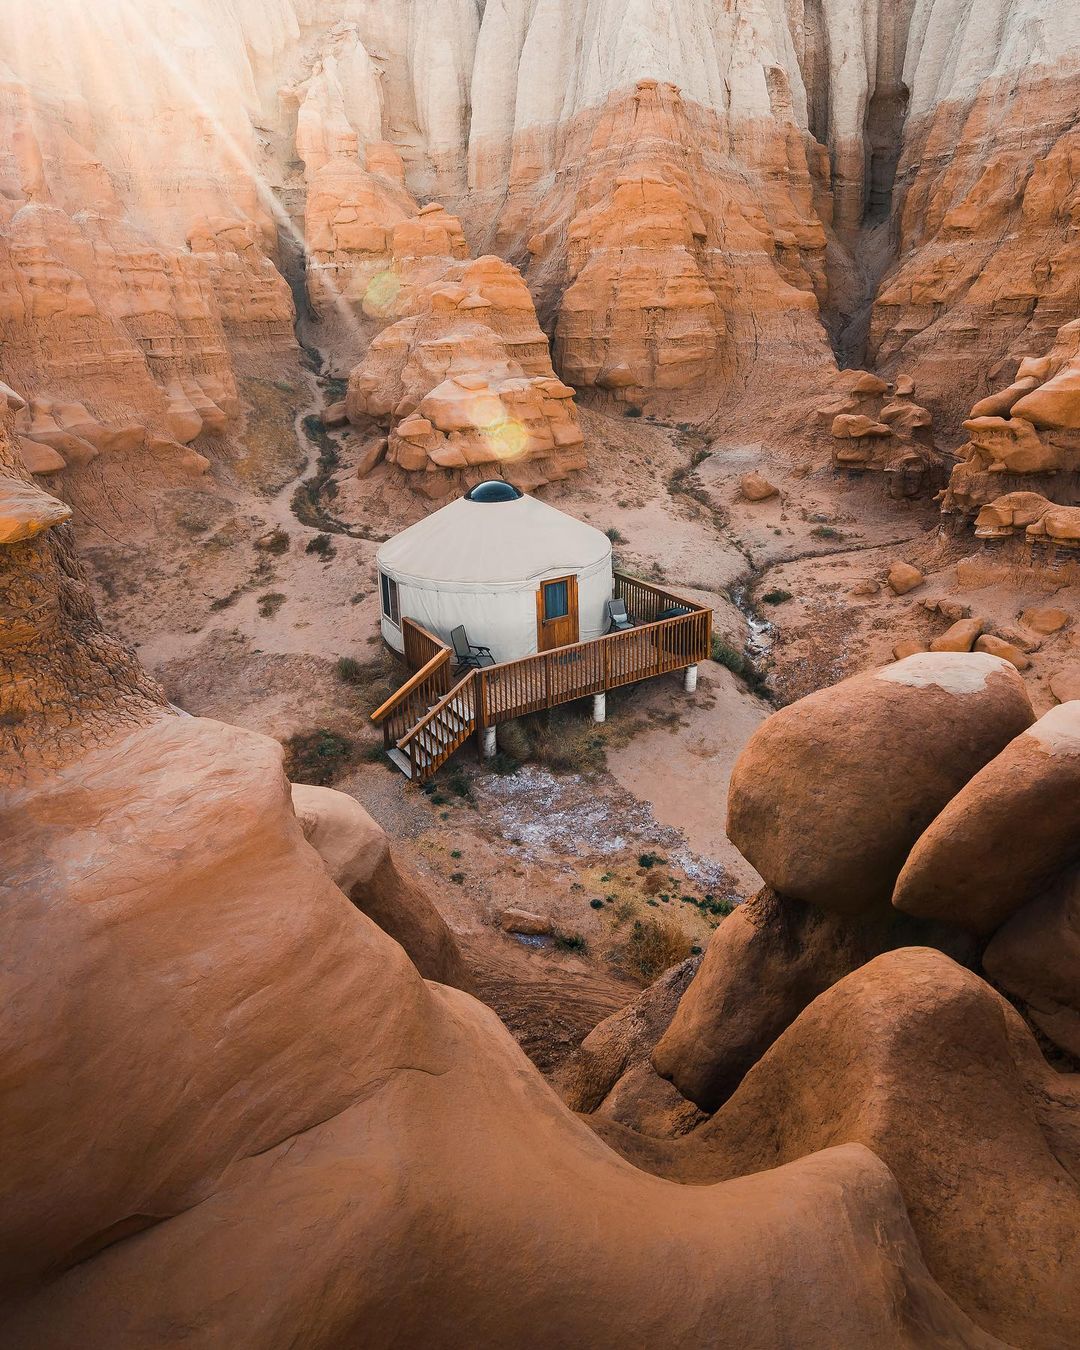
[389,672,479,781]
[371,620,474,783]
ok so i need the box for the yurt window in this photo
[543,579,570,620]
[380,571,400,626]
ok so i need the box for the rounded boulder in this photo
[893,702,1080,934]
[726,652,1034,914]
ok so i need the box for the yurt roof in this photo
[377,492,611,586]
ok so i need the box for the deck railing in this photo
[401,616,449,672]
[477,606,710,726]
[373,580,711,780]
[614,571,695,625]
[370,618,453,748]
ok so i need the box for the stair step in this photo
[386,748,415,777]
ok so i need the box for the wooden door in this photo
[536,575,579,651]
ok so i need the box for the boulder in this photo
[356,437,388,477]
[630,950,1080,1350]
[983,866,1080,1058]
[726,653,1034,914]
[973,634,1030,670]
[500,908,551,936]
[652,888,976,1112]
[1021,606,1070,635]
[738,471,779,502]
[554,956,704,1136]
[1050,665,1080,704]
[0,474,72,543]
[17,437,66,475]
[892,639,927,660]
[893,702,1080,934]
[831,413,891,439]
[929,617,984,652]
[887,561,924,595]
[849,579,880,597]
[321,400,349,429]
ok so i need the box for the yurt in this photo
[377,481,613,663]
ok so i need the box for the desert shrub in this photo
[622,916,693,982]
[257,592,286,618]
[444,766,474,802]
[762,589,792,605]
[450,872,465,885]
[710,634,771,699]
[553,930,588,953]
[491,751,519,776]
[605,526,627,544]
[638,851,665,869]
[305,532,336,557]
[589,898,604,910]
[283,728,357,786]
[261,528,290,555]
[336,656,366,684]
[711,635,745,673]
[494,709,606,775]
[810,525,842,541]
[624,406,643,418]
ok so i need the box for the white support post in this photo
[683,664,699,694]
[480,726,497,759]
[592,693,607,723]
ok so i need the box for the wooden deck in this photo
[371,572,712,781]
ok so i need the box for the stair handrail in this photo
[396,669,477,751]
[370,647,451,725]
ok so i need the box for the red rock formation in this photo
[1,406,1002,1347]
[346,249,586,495]
[482,81,836,421]
[871,61,1080,424]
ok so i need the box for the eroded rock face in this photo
[2,411,1001,1350]
[0,0,1076,492]
[0,47,295,499]
[611,950,1080,1350]
[652,887,977,1113]
[346,252,585,495]
[820,369,942,497]
[940,320,1080,548]
[291,784,473,991]
[0,427,167,781]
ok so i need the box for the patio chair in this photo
[451,625,496,669]
[603,598,634,633]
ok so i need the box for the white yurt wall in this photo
[377,490,614,664]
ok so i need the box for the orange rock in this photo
[725,652,1033,914]
[930,618,985,653]
[974,634,1030,670]
[892,639,927,660]
[894,703,1080,935]
[739,472,779,502]
[831,414,892,439]
[886,561,924,595]
[1049,665,1080,704]
[1022,606,1070,634]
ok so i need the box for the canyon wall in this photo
[0,0,1077,507]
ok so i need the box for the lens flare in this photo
[483,415,528,461]
[364,269,401,316]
